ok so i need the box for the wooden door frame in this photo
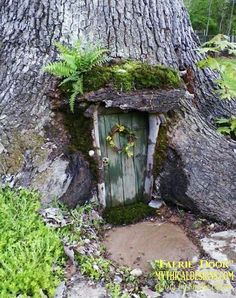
[91,105,161,207]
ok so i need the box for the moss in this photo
[0,130,46,175]
[63,109,98,179]
[153,123,169,179]
[83,61,181,93]
[103,202,156,225]
[83,66,112,92]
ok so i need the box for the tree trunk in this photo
[227,0,235,35]
[206,0,213,36]
[0,0,235,222]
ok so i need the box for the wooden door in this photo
[98,112,148,207]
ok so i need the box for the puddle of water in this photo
[104,221,199,272]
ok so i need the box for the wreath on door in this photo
[106,124,137,158]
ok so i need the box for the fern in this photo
[197,35,236,101]
[43,61,74,77]
[216,116,236,139]
[43,40,109,112]
[197,35,236,141]
[69,79,83,113]
[201,34,236,54]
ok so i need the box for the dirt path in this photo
[104,221,199,271]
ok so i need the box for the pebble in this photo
[84,239,91,244]
[192,255,199,264]
[114,275,122,284]
[142,287,159,298]
[146,278,156,287]
[130,268,143,277]
[148,199,163,209]
[0,143,5,154]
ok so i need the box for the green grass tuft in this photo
[103,202,156,225]
[0,187,65,297]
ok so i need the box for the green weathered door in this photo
[98,112,148,207]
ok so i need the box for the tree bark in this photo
[0,0,235,222]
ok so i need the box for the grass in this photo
[103,202,156,225]
[0,187,65,297]
[215,57,236,95]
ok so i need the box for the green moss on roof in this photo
[83,60,181,93]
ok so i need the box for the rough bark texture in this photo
[80,88,188,113]
[0,0,235,221]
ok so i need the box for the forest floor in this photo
[1,188,235,297]
[54,202,236,298]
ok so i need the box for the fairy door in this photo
[98,111,148,207]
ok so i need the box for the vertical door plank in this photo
[98,115,112,207]
[104,114,124,207]
[118,113,136,204]
[133,115,148,201]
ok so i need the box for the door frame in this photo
[91,104,161,207]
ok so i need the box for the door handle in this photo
[102,157,109,166]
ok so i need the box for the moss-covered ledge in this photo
[50,60,188,114]
[83,60,181,92]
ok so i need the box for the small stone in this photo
[201,230,236,263]
[148,199,163,209]
[163,289,183,298]
[84,239,91,244]
[91,210,102,221]
[142,287,159,298]
[55,281,66,298]
[114,275,122,284]
[88,150,95,157]
[0,114,6,120]
[93,264,100,271]
[94,250,101,256]
[209,223,215,229]
[130,268,142,277]
[67,280,106,298]
[146,278,156,287]
[76,246,86,255]
[0,143,5,154]
[64,245,77,266]
[192,255,199,264]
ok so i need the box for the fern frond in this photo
[79,48,109,72]
[43,61,74,77]
[54,41,76,56]
[69,78,83,112]
[59,54,77,71]
[59,75,79,86]
[202,34,236,56]
[74,40,82,55]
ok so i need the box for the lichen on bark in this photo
[0,130,46,175]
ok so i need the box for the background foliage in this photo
[184,0,236,36]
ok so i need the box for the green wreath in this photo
[106,124,137,158]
